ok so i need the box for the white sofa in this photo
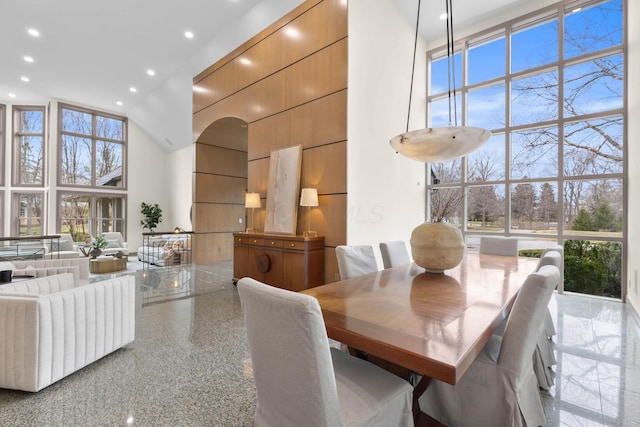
[3,258,90,283]
[0,273,136,392]
[137,234,191,266]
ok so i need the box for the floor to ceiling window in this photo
[427,0,625,299]
[11,106,46,236]
[0,104,5,236]
[57,103,127,240]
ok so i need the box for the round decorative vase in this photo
[89,248,102,259]
[410,221,464,273]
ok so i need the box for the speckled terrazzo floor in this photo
[0,262,256,426]
[1,262,638,426]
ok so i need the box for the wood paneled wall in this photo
[192,0,347,282]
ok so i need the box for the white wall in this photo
[347,0,427,255]
[167,144,194,231]
[626,0,639,312]
[126,120,171,252]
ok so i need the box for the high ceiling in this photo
[0,0,532,152]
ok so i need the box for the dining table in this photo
[301,251,540,422]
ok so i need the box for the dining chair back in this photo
[237,277,414,427]
[419,265,559,427]
[500,265,559,374]
[479,236,519,256]
[379,241,411,269]
[335,245,378,280]
[539,245,562,336]
[531,249,563,389]
[537,249,562,270]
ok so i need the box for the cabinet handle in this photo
[253,240,258,243]
[271,241,275,245]
[291,243,295,247]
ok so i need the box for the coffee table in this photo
[90,257,127,274]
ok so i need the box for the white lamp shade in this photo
[300,188,319,207]
[245,192,262,209]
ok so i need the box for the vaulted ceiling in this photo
[0,0,534,152]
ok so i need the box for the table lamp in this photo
[300,188,319,237]
[245,192,261,232]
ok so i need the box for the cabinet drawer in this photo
[263,239,284,249]
[284,240,305,251]
[248,237,264,246]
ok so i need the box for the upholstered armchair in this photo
[101,232,128,255]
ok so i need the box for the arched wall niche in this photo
[193,117,249,263]
[192,0,348,282]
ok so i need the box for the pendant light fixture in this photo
[390,0,491,163]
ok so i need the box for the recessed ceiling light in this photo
[184,31,194,39]
[24,56,34,63]
[21,76,30,82]
[439,13,448,20]
[147,69,156,76]
[116,101,123,106]
[129,87,137,93]
[9,93,16,98]
[28,28,40,37]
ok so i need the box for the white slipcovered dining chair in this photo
[419,265,560,427]
[335,245,378,280]
[532,249,563,390]
[237,277,414,427]
[540,245,564,338]
[379,241,411,269]
[479,236,519,256]
[481,236,519,337]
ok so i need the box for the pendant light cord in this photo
[406,0,421,133]
[446,0,458,126]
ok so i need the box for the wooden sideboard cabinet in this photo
[233,232,324,291]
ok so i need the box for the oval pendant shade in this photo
[390,125,492,163]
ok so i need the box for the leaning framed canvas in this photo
[264,145,302,235]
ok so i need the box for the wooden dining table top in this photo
[301,252,540,385]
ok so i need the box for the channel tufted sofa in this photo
[5,257,90,283]
[0,273,136,392]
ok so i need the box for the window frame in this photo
[426,0,626,298]
[57,191,127,241]
[57,102,128,190]
[12,105,46,187]
[11,190,46,236]
[0,103,5,187]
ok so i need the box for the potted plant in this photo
[140,202,163,232]
[90,235,108,258]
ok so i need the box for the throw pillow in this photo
[57,240,71,251]
[105,239,121,249]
